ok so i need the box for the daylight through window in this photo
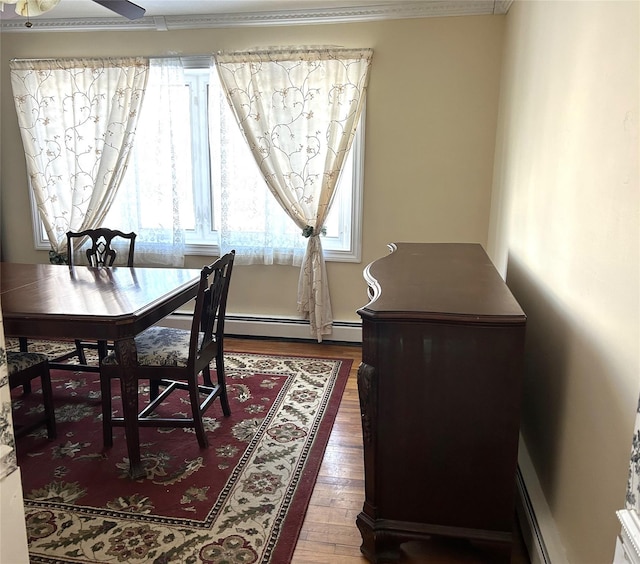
[32,60,364,263]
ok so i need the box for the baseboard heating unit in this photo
[164,312,362,343]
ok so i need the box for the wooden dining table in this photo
[1,262,201,479]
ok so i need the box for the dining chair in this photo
[7,351,56,440]
[65,228,137,370]
[100,251,235,452]
[66,228,136,269]
[19,228,138,372]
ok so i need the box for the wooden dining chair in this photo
[66,228,136,269]
[65,228,137,370]
[100,251,235,452]
[19,228,138,372]
[7,351,56,440]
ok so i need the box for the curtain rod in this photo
[11,46,373,65]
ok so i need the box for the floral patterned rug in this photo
[10,348,351,563]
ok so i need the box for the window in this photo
[181,66,364,263]
[32,59,364,263]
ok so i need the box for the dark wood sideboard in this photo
[356,242,527,563]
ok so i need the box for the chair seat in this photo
[7,351,49,374]
[103,326,203,368]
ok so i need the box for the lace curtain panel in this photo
[103,58,188,266]
[208,66,309,267]
[10,58,149,260]
[214,47,373,340]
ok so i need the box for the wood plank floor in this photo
[226,337,531,564]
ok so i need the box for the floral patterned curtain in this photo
[214,47,373,341]
[10,57,149,260]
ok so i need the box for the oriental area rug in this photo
[8,341,351,564]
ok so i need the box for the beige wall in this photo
[489,1,639,562]
[0,15,505,324]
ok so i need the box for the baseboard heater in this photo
[163,312,362,343]
[516,465,552,564]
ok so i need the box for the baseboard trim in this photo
[163,313,363,343]
[516,466,551,564]
[516,435,568,564]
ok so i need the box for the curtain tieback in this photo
[49,250,68,265]
[302,225,326,238]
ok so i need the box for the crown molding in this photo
[0,0,513,33]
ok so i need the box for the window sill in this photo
[184,243,360,263]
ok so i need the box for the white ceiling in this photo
[0,0,513,31]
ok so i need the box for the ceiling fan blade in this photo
[91,0,145,20]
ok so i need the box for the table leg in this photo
[114,338,144,480]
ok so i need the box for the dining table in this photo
[1,261,202,479]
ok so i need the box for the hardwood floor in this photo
[226,337,531,564]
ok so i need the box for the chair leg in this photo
[9,359,56,440]
[189,379,208,448]
[216,351,231,417]
[97,340,109,365]
[18,338,32,395]
[202,364,213,387]
[101,373,113,448]
[149,380,161,400]
[75,339,87,365]
[40,364,57,440]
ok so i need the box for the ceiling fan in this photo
[0,0,145,21]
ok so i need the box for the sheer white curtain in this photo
[10,57,149,262]
[214,48,373,341]
[104,58,189,266]
[208,67,308,266]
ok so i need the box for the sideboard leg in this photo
[357,513,402,563]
